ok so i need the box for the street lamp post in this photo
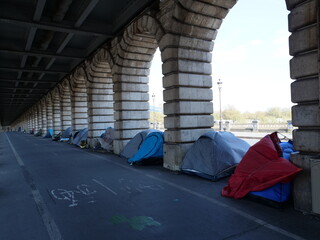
[152,93,156,129]
[217,79,223,131]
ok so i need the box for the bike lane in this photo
[3,132,319,240]
[0,132,51,240]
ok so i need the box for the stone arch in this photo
[85,49,115,147]
[59,79,72,131]
[111,14,164,153]
[70,67,89,132]
[51,87,62,134]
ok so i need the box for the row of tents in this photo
[119,129,301,205]
[33,127,88,148]
[31,126,302,205]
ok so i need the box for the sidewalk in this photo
[0,132,319,240]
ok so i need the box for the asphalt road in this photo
[0,132,319,240]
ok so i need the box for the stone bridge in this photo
[3,0,320,214]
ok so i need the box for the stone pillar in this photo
[112,24,157,154]
[46,94,53,131]
[60,81,72,131]
[71,69,88,132]
[156,0,236,170]
[41,99,47,136]
[86,60,114,147]
[28,112,32,132]
[33,107,38,132]
[287,0,320,214]
[159,34,214,170]
[113,74,150,154]
[37,104,43,133]
[52,89,62,134]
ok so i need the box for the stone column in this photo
[159,34,214,170]
[28,111,32,132]
[112,24,157,154]
[157,0,236,170]
[41,99,47,136]
[113,73,150,154]
[46,94,54,131]
[86,60,114,147]
[287,0,320,214]
[60,81,72,130]
[52,89,62,134]
[37,104,43,133]
[33,106,38,132]
[71,69,88,132]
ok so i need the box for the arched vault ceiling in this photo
[0,0,155,125]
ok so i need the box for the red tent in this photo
[222,132,302,199]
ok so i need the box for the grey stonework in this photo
[287,0,320,214]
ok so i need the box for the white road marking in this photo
[92,178,118,196]
[6,133,63,240]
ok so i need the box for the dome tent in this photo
[120,129,164,164]
[44,128,53,138]
[72,128,88,147]
[181,131,250,181]
[59,127,72,142]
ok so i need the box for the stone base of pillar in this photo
[113,139,129,155]
[163,143,193,171]
[291,153,320,214]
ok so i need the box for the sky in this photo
[149,0,292,113]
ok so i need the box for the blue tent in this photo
[44,128,53,138]
[60,127,72,142]
[120,129,164,164]
[249,140,295,203]
[120,129,155,158]
[128,131,164,163]
[72,128,88,146]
